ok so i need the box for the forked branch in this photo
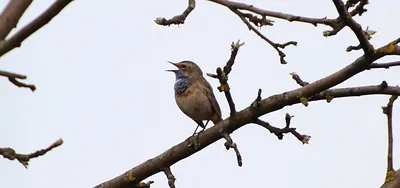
[154,0,195,26]
[0,138,63,168]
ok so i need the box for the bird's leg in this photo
[192,120,209,136]
[192,125,200,136]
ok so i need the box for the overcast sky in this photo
[1,0,399,188]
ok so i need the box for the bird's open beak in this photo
[166,61,179,72]
[168,61,179,68]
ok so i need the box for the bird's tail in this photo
[211,115,223,125]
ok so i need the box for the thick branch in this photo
[95,82,400,188]
[0,138,63,168]
[0,0,32,40]
[95,38,397,187]
[0,70,35,91]
[154,0,195,26]
[0,0,74,57]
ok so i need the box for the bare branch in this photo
[209,0,336,27]
[254,116,310,144]
[382,95,398,184]
[0,0,33,40]
[163,167,176,188]
[290,72,309,86]
[0,0,74,57]
[0,138,63,168]
[0,70,35,91]
[250,88,262,108]
[231,8,296,64]
[222,133,242,167]
[332,0,374,54]
[154,0,195,26]
[207,40,244,115]
[368,61,400,69]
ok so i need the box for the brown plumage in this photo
[167,61,222,135]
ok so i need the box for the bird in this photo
[167,61,222,136]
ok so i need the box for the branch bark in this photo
[0,0,32,40]
[0,138,63,168]
[0,70,35,91]
[0,0,74,57]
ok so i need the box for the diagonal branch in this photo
[0,0,33,40]
[0,138,63,168]
[0,0,74,57]
[230,8,296,64]
[94,81,400,188]
[0,70,35,91]
[332,0,374,54]
[0,0,32,40]
[154,0,195,26]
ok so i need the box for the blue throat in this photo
[173,71,190,94]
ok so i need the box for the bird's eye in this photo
[181,64,187,69]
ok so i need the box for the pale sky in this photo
[1,1,399,188]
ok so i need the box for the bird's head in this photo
[166,61,203,79]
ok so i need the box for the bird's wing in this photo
[198,77,222,119]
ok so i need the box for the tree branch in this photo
[0,138,63,168]
[332,0,374,54]
[230,8,296,64]
[163,167,176,188]
[0,0,74,57]
[207,40,244,115]
[0,0,33,40]
[368,61,400,69]
[95,83,400,188]
[381,95,398,186]
[0,70,35,91]
[222,132,242,166]
[154,0,195,26]
[209,0,336,27]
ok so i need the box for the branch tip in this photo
[155,0,195,26]
[163,167,176,188]
[222,133,242,167]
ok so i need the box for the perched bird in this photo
[167,61,222,135]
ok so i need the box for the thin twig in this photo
[207,41,244,115]
[250,89,262,108]
[0,70,35,91]
[290,72,309,86]
[209,0,336,27]
[154,0,195,26]
[222,133,242,167]
[382,95,398,183]
[231,8,296,64]
[254,119,310,144]
[368,61,400,69]
[332,0,374,54]
[163,167,176,188]
[0,0,74,57]
[0,138,63,168]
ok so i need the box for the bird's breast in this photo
[174,78,190,95]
